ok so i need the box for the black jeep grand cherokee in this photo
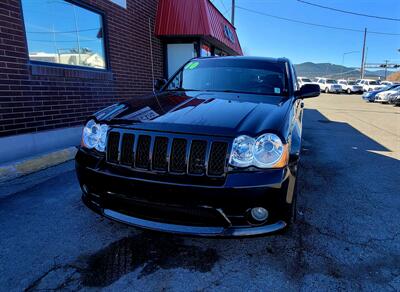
[75,56,319,236]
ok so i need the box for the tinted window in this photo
[369,81,379,85]
[326,79,337,84]
[301,78,312,82]
[348,81,356,85]
[167,59,288,96]
[21,0,106,69]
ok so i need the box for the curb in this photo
[0,147,77,183]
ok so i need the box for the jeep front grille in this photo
[106,130,230,177]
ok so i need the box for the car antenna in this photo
[148,17,164,113]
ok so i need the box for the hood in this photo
[93,91,291,138]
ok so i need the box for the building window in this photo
[21,0,106,69]
[201,44,212,57]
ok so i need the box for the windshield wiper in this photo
[212,89,283,96]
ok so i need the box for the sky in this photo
[212,0,400,68]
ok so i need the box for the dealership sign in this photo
[223,25,235,43]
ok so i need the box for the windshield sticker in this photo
[187,61,199,70]
[274,88,281,94]
[123,106,159,121]
[184,62,193,69]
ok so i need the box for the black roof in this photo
[194,56,291,64]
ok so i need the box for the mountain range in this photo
[294,62,393,79]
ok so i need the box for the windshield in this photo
[326,79,337,84]
[301,78,312,82]
[166,58,288,96]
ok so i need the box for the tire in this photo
[347,88,351,94]
[325,87,329,93]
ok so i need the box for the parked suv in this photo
[316,78,342,93]
[75,56,320,237]
[297,76,317,88]
[359,79,384,92]
[338,80,363,94]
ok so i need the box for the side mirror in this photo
[295,84,320,99]
[154,79,167,91]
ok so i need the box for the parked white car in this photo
[297,77,318,88]
[316,78,342,93]
[359,79,384,92]
[375,87,400,103]
[337,80,363,94]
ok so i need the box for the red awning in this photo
[155,0,243,56]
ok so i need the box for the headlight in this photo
[229,134,288,168]
[229,135,255,167]
[82,119,109,152]
[253,134,284,168]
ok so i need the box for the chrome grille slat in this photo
[120,133,135,165]
[106,132,120,163]
[188,140,207,175]
[208,142,228,176]
[152,136,169,171]
[170,138,187,173]
[135,135,151,169]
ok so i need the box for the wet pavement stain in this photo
[81,232,219,287]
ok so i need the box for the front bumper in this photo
[329,87,342,93]
[76,149,296,237]
[375,95,389,103]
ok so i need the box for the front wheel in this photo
[347,88,351,94]
[325,87,329,93]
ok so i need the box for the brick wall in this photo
[0,0,164,137]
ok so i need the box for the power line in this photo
[236,6,400,36]
[219,0,230,16]
[297,0,400,22]
[27,28,100,34]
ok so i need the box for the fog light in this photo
[82,184,89,194]
[251,207,268,222]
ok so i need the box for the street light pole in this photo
[231,0,235,25]
[384,60,389,80]
[341,51,359,79]
[360,28,367,79]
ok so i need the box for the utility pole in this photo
[360,28,367,79]
[231,0,235,25]
[384,60,389,80]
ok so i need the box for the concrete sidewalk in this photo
[0,147,77,184]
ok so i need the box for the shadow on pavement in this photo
[4,109,400,291]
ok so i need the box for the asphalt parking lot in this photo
[1,93,399,291]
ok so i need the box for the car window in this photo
[369,81,378,85]
[166,59,289,96]
[326,79,337,84]
[302,78,312,82]
[348,81,356,85]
